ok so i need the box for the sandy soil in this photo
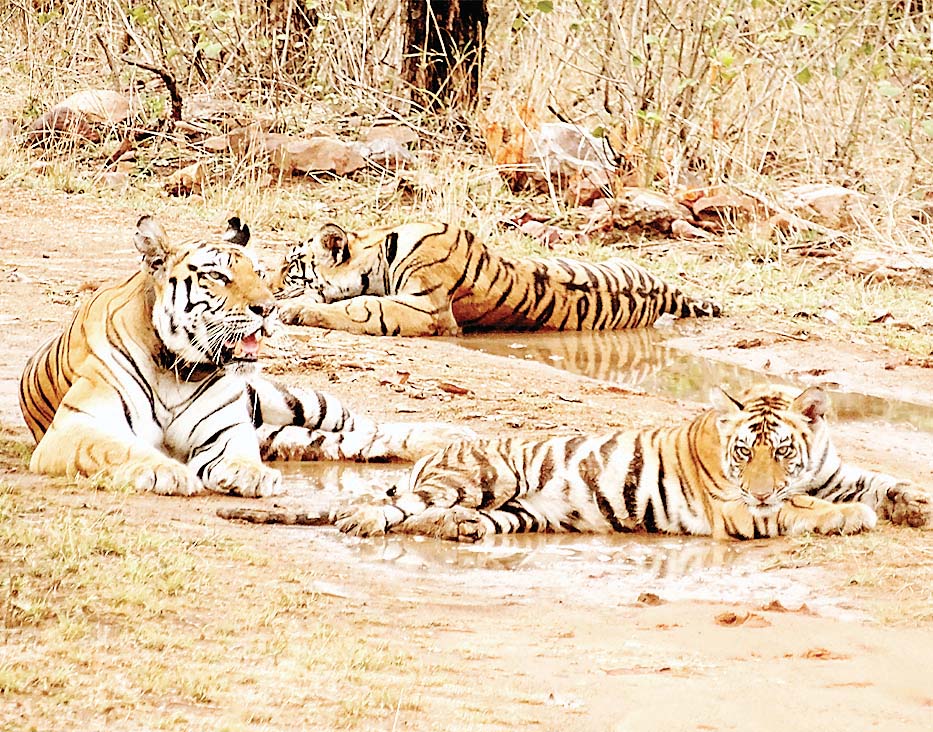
[2,186,933,731]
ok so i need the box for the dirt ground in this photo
[2,186,933,731]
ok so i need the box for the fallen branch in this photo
[216,506,329,525]
[120,55,183,121]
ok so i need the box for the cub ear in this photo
[223,216,251,246]
[317,223,350,264]
[792,386,829,424]
[709,387,744,414]
[134,215,171,273]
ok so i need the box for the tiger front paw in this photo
[277,300,324,327]
[333,504,389,537]
[406,424,478,458]
[396,506,487,543]
[113,459,203,496]
[885,484,933,528]
[205,460,283,498]
[810,503,877,535]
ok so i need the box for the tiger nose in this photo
[250,301,276,317]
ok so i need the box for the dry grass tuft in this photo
[784,526,933,624]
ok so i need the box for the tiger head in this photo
[134,215,277,369]
[271,223,385,302]
[712,385,830,517]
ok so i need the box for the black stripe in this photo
[623,436,644,520]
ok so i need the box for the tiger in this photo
[272,221,721,336]
[19,216,475,497]
[333,384,932,541]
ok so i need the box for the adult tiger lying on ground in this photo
[19,216,474,497]
[334,384,931,541]
[272,221,721,336]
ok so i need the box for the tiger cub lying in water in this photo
[335,385,931,541]
[273,221,720,336]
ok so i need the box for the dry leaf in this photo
[437,381,470,395]
[760,600,813,614]
[800,647,850,660]
[636,592,664,606]
[714,611,770,627]
[734,338,763,349]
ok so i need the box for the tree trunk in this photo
[401,0,488,110]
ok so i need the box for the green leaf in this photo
[894,116,910,133]
[591,126,606,138]
[716,49,735,68]
[877,80,901,98]
[795,66,812,84]
[537,1,553,12]
[201,42,223,60]
[921,120,933,137]
[791,21,817,38]
[512,16,526,31]
[833,55,849,79]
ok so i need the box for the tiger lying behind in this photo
[334,385,932,541]
[19,216,474,498]
[272,221,720,336]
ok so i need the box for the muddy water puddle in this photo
[448,329,933,433]
[272,462,859,617]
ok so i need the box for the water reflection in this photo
[448,329,933,432]
[272,461,850,614]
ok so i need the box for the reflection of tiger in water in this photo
[335,385,931,541]
[19,216,473,497]
[272,222,720,336]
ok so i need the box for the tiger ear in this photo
[223,216,251,246]
[792,387,829,424]
[709,387,744,414]
[134,215,172,273]
[317,223,350,264]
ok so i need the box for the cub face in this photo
[135,216,277,367]
[272,223,382,303]
[712,385,827,517]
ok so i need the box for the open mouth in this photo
[223,330,263,362]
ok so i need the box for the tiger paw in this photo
[113,459,203,496]
[397,506,487,543]
[404,424,478,457]
[205,460,282,497]
[886,484,933,528]
[333,504,389,537]
[277,300,323,327]
[825,503,878,535]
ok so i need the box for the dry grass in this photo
[783,526,933,624]
[2,4,932,355]
[0,478,432,731]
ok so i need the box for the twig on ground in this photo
[120,55,183,122]
[217,506,329,525]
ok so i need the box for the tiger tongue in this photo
[234,332,261,359]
